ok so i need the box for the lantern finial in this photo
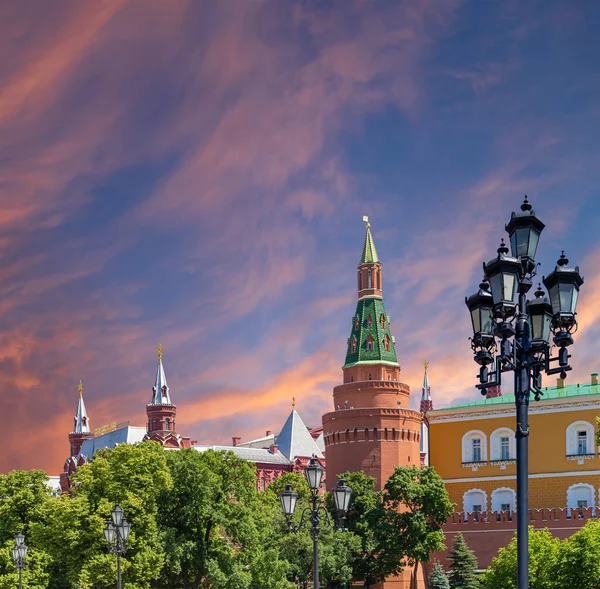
[521,195,532,212]
[557,251,569,266]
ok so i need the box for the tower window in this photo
[380,315,386,329]
[366,315,372,328]
[368,269,372,288]
[351,337,357,353]
[383,335,390,352]
[368,373,372,380]
[354,316,359,330]
[366,336,374,351]
[165,418,171,431]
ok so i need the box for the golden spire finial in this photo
[156,343,164,363]
[362,215,370,229]
[78,380,83,397]
[424,360,429,371]
[292,396,296,409]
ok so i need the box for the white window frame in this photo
[491,487,516,513]
[490,427,516,461]
[566,421,595,456]
[462,430,488,463]
[463,489,488,519]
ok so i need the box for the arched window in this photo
[463,489,487,520]
[380,314,386,329]
[383,334,390,352]
[259,477,266,492]
[366,336,374,351]
[354,316,360,331]
[567,483,595,516]
[366,314,373,328]
[351,337,357,353]
[490,428,515,461]
[462,430,488,463]
[491,488,516,513]
[165,418,171,431]
[368,269,372,288]
[364,428,370,442]
[566,421,595,456]
[368,373,372,380]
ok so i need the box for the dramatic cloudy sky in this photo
[2,0,600,473]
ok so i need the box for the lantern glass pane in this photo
[481,307,494,334]
[12,547,18,561]
[120,520,131,542]
[503,273,517,303]
[514,228,530,258]
[18,545,27,560]
[531,314,543,341]
[542,314,552,342]
[528,230,540,259]
[15,533,24,547]
[549,284,560,314]
[559,283,575,314]
[280,489,297,516]
[489,273,503,305]
[104,523,116,544]
[470,309,481,334]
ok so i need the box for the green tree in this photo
[0,469,53,589]
[157,448,293,589]
[447,533,479,589]
[480,527,559,589]
[324,471,385,588]
[378,466,454,589]
[430,560,450,589]
[32,441,172,589]
[555,519,600,589]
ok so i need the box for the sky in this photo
[2,0,600,474]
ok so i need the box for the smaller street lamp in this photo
[12,532,27,589]
[104,503,131,589]
[280,457,352,589]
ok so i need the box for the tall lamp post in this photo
[12,532,27,589]
[465,197,584,589]
[104,503,131,589]
[280,457,352,589]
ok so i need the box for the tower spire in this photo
[152,344,171,405]
[361,216,379,264]
[420,361,433,411]
[73,380,90,434]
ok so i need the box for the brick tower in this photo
[322,219,423,588]
[145,344,190,449]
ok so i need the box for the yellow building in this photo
[429,374,600,517]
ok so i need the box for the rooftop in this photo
[440,382,600,411]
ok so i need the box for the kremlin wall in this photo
[55,221,600,588]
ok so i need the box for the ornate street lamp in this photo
[465,196,584,589]
[104,503,131,589]
[280,457,352,589]
[12,532,27,589]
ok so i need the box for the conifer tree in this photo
[430,560,450,589]
[447,533,480,589]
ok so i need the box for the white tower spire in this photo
[152,344,172,405]
[73,380,91,434]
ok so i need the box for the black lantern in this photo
[527,285,553,346]
[111,504,124,527]
[279,484,298,517]
[484,239,522,319]
[465,279,495,349]
[104,522,116,544]
[543,251,584,334]
[333,478,352,513]
[305,457,324,491]
[505,196,545,273]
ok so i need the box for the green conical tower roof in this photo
[360,219,379,263]
[344,218,398,368]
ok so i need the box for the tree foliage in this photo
[378,466,454,588]
[480,527,558,589]
[447,532,479,589]
[430,560,450,589]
